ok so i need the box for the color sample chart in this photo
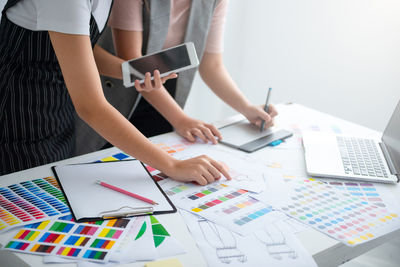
[169,182,276,235]
[326,181,387,208]
[5,214,132,262]
[0,177,70,233]
[280,178,400,246]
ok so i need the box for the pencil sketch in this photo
[198,217,247,264]
[255,223,297,260]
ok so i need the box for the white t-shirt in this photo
[6,0,112,35]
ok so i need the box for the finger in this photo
[144,72,152,90]
[194,175,208,186]
[183,131,196,142]
[161,73,178,84]
[211,160,232,180]
[134,80,144,92]
[253,119,262,128]
[207,164,222,179]
[206,123,222,141]
[200,126,217,144]
[259,109,272,123]
[201,171,215,184]
[153,70,162,88]
[192,128,208,143]
[268,104,278,117]
[167,72,178,79]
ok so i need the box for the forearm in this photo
[199,54,252,114]
[49,32,174,173]
[80,100,175,172]
[93,44,124,79]
[140,87,187,127]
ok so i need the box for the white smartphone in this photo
[121,42,199,87]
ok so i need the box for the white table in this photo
[1,103,399,267]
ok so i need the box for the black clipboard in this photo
[52,159,176,222]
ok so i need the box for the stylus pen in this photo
[96,180,158,205]
[260,87,272,132]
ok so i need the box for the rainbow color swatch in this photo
[4,214,132,262]
[191,188,248,213]
[0,177,70,232]
[281,178,400,246]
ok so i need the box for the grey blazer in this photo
[74,0,220,156]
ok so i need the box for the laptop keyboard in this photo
[337,136,388,178]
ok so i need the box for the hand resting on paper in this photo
[242,103,278,130]
[164,155,232,186]
[173,115,222,145]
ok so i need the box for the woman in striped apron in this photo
[0,0,230,185]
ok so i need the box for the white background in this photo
[185,0,400,132]
[1,0,399,131]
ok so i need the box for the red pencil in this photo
[96,180,158,205]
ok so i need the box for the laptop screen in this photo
[382,100,400,175]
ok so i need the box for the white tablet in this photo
[121,42,199,87]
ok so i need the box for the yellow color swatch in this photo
[75,236,87,246]
[191,208,202,213]
[29,231,41,241]
[101,156,117,162]
[37,220,50,230]
[98,228,109,237]
[61,247,71,256]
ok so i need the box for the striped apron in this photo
[0,0,106,175]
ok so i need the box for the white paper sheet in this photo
[53,160,175,220]
[180,210,317,267]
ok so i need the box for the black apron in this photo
[0,0,109,175]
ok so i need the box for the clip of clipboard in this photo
[52,159,176,223]
[99,206,154,219]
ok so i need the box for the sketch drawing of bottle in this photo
[198,217,247,264]
[255,223,297,260]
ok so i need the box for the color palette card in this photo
[278,177,400,246]
[324,181,398,210]
[4,214,133,262]
[0,177,70,233]
[163,180,279,236]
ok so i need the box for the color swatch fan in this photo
[0,177,70,233]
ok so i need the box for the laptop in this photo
[302,100,400,183]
